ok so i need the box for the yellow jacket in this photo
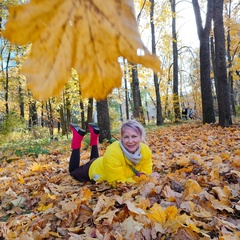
[88,141,152,184]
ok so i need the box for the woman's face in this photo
[121,127,142,153]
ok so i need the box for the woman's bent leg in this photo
[70,160,93,182]
[90,145,99,160]
[69,149,80,173]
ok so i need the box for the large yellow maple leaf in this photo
[3,0,161,100]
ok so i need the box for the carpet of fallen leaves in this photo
[0,122,240,240]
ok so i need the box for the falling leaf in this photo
[3,0,161,100]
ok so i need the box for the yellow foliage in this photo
[213,155,222,165]
[29,162,45,172]
[221,152,230,160]
[48,194,57,200]
[81,187,93,202]
[146,203,166,224]
[3,0,161,101]
[186,223,200,233]
[137,198,151,210]
[235,149,240,156]
[165,205,178,222]
[17,175,25,184]
[232,155,240,168]
[37,203,53,212]
[1,122,240,238]
[146,203,179,227]
[184,179,203,199]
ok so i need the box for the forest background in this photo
[0,0,240,239]
[0,0,239,143]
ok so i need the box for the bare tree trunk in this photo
[28,91,38,129]
[229,75,236,116]
[59,105,67,135]
[213,0,232,127]
[78,87,86,130]
[66,95,71,130]
[165,64,173,119]
[123,58,130,120]
[18,79,24,118]
[150,0,163,125]
[41,102,44,127]
[96,99,111,143]
[170,0,181,121]
[131,64,145,124]
[5,51,11,115]
[192,0,216,123]
[210,36,218,95]
[47,99,54,139]
[226,0,236,117]
[86,98,93,130]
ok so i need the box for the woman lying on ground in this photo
[68,119,153,184]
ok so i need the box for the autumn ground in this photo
[0,120,240,240]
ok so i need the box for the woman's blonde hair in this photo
[121,120,146,141]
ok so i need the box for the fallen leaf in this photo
[120,216,144,239]
[17,175,25,184]
[125,200,145,215]
[29,162,45,172]
[37,203,53,212]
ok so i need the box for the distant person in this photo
[182,107,188,120]
[68,120,153,184]
[189,109,196,119]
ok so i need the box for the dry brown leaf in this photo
[125,200,145,215]
[3,0,161,100]
[120,216,144,239]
